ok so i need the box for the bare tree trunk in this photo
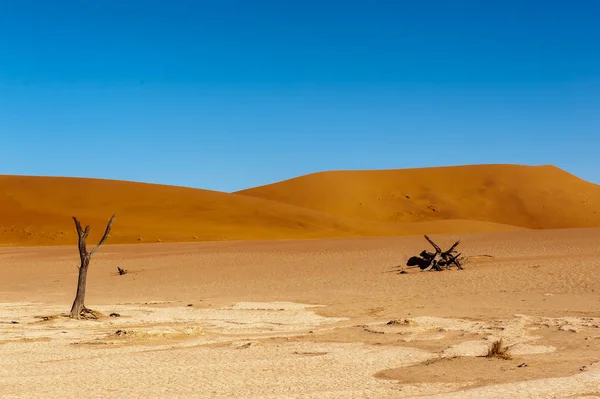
[69,215,115,319]
[70,256,90,317]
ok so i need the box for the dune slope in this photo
[0,175,386,246]
[0,175,521,246]
[4,163,595,246]
[237,164,600,229]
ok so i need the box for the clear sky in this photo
[1,1,598,192]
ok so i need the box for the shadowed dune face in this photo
[1,164,599,246]
[237,164,600,229]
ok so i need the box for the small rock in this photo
[580,366,588,372]
[109,313,120,317]
[518,362,528,368]
[399,270,408,274]
[187,304,193,307]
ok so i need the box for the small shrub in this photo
[486,339,512,360]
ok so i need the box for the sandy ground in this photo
[1,227,600,398]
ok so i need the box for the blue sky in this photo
[0,0,598,192]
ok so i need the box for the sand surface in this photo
[1,228,600,398]
[3,164,600,246]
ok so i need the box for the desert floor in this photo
[1,228,600,398]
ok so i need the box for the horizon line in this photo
[0,162,577,193]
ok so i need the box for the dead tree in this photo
[70,215,115,319]
[424,235,463,270]
[406,234,463,271]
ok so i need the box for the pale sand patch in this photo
[0,301,348,345]
[0,339,452,399]
[1,301,600,398]
[0,300,456,399]
[362,315,562,357]
[420,362,600,399]
[442,340,491,357]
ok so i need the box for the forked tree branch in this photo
[90,214,116,257]
[72,217,83,236]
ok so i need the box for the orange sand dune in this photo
[4,163,595,247]
[0,175,522,246]
[0,175,381,246]
[238,164,600,229]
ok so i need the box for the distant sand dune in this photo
[238,164,600,229]
[0,175,397,246]
[1,164,599,246]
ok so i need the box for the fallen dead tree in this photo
[405,235,464,271]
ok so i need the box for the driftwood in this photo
[70,215,115,319]
[406,235,464,272]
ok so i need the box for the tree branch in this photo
[443,241,460,255]
[72,217,83,236]
[72,217,89,260]
[90,214,115,257]
[424,235,442,254]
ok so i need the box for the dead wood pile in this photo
[405,235,465,272]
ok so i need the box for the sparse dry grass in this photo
[486,339,512,360]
